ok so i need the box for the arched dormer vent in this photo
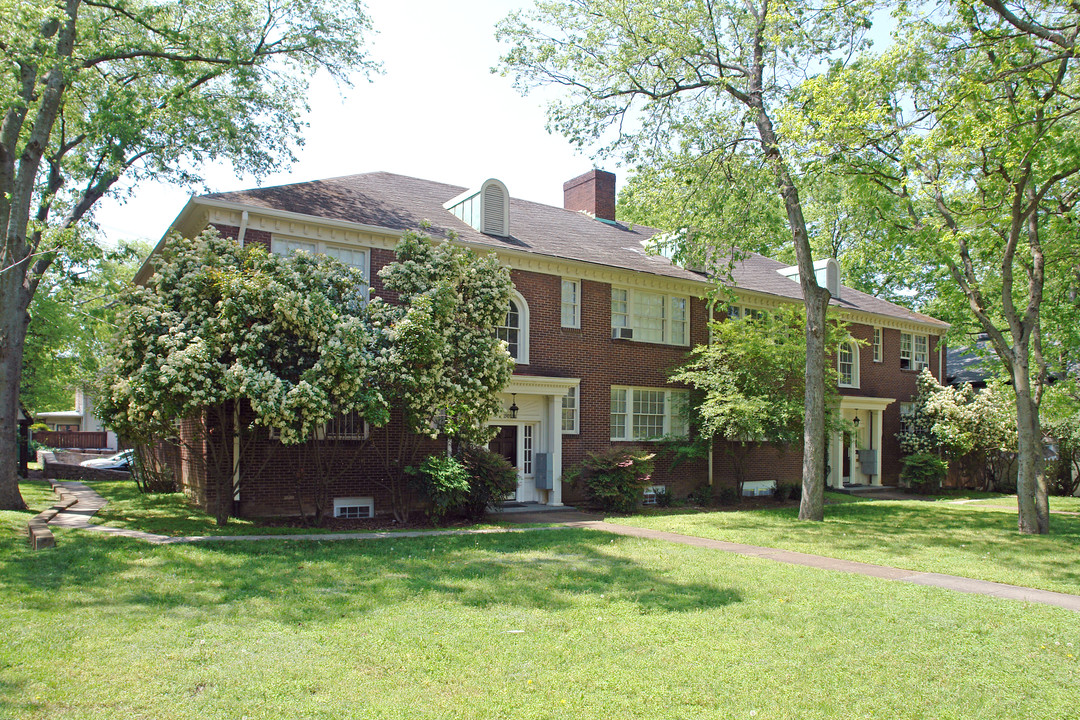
[776,258,841,299]
[444,178,510,237]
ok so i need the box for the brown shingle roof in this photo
[204,172,946,329]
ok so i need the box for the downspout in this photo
[937,337,944,383]
[237,210,249,247]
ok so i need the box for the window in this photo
[642,485,666,506]
[728,305,767,321]
[496,292,530,363]
[838,341,859,388]
[522,425,533,475]
[561,279,580,328]
[325,411,368,440]
[610,288,690,345]
[873,327,883,362]
[561,386,579,434]
[611,288,630,336]
[899,402,915,435]
[271,238,369,295]
[900,332,928,371]
[610,387,690,441]
[333,497,373,519]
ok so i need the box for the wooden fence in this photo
[32,430,109,450]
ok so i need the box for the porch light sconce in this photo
[508,393,519,419]
[853,415,861,428]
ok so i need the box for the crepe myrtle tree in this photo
[0,0,377,510]
[99,229,381,525]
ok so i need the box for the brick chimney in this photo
[563,169,616,222]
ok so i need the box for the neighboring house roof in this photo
[158,171,945,331]
[946,341,997,387]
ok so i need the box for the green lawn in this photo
[1,498,1078,719]
[610,492,1080,595]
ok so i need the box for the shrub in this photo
[653,485,674,508]
[566,448,655,513]
[131,446,178,493]
[460,446,519,520]
[687,483,714,506]
[716,485,739,505]
[901,453,948,494]
[413,455,471,525]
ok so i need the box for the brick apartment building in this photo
[136,169,948,518]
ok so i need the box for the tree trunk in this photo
[799,288,830,521]
[0,270,30,510]
[1013,367,1048,534]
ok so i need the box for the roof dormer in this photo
[444,178,509,237]
[777,258,841,299]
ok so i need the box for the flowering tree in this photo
[99,228,378,523]
[898,370,1018,491]
[369,231,515,521]
[101,228,514,524]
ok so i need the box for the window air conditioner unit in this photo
[611,327,634,340]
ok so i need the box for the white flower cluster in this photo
[100,228,515,449]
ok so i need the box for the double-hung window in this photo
[610,287,690,346]
[838,341,859,388]
[900,332,928,371]
[610,387,690,441]
[873,327,883,362]
[271,237,369,297]
[561,279,581,328]
[561,386,579,434]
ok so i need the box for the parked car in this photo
[79,449,134,470]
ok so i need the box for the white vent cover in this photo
[776,258,841,299]
[481,180,509,236]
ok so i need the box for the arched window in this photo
[838,341,859,388]
[496,291,530,364]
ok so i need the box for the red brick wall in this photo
[837,324,945,485]
[187,222,943,506]
[507,269,709,501]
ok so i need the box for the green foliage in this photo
[459,445,520,521]
[567,448,656,513]
[653,485,674,508]
[21,240,148,414]
[901,454,949,495]
[99,228,380,446]
[674,306,845,448]
[685,483,715,507]
[412,456,471,526]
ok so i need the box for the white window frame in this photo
[333,496,374,519]
[900,332,928,372]
[610,386,690,441]
[873,327,883,363]
[497,290,530,365]
[838,341,859,388]
[561,278,581,329]
[561,386,579,434]
[899,402,915,435]
[610,287,691,346]
[271,237,371,298]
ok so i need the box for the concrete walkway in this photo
[40,481,1080,612]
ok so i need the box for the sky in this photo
[93,0,590,248]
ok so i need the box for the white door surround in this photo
[489,375,579,505]
[829,396,895,488]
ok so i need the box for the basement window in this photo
[333,497,374,519]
